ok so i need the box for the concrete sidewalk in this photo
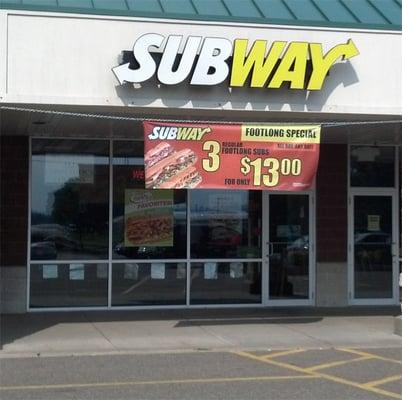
[1,307,401,357]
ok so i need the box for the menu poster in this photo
[124,189,174,247]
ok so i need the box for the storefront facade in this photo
[0,1,401,312]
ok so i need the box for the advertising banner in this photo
[124,189,174,247]
[144,122,320,191]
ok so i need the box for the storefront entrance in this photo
[28,138,317,309]
[348,145,399,305]
[263,193,314,305]
[350,193,398,304]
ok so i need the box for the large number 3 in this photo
[202,141,221,172]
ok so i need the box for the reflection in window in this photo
[354,196,393,299]
[112,141,187,260]
[30,263,108,308]
[190,190,262,259]
[269,195,309,299]
[190,262,261,304]
[31,140,109,260]
[350,146,395,187]
[112,263,186,305]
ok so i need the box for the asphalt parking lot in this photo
[1,347,402,400]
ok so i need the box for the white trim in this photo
[107,140,113,309]
[261,192,269,306]
[0,11,7,97]
[112,259,188,264]
[31,260,109,264]
[186,190,191,307]
[26,137,32,312]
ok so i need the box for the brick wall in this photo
[0,136,29,267]
[316,144,348,262]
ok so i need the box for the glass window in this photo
[30,263,108,308]
[354,196,393,299]
[269,195,310,300]
[112,141,187,260]
[190,190,261,259]
[190,262,261,304]
[350,146,395,187]
[112,263,186,306]
[31,140,109,260]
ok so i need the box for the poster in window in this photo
[204,262,218,280]
[43,264,58,279]
[69,263,85,280]
[124,263,139,280]
[176,263,186,280]
[367,215,381,231]
[230,262,244,279]
[124,189,174,247]
[151,263,165,279]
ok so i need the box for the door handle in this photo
[266,242,273,257]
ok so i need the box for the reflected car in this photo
[354,232,391,245]
[31,241,57,260]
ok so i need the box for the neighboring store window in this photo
[350,146,395,187]
[112,141,187,260]
[30,263,108,308]
[190,190,262,259]
[31,140,109,260]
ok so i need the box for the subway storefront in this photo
[0,1,401,312]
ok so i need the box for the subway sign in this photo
[112,34,359,90]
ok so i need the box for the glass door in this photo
[264,193,314,305]
[351,194,397,302]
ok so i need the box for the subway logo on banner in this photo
[148,126,211,141]
[113,34,359,90]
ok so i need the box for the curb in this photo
[394,315,402,336]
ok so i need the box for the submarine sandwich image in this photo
[158,166,202,189]
[126,214,173,245]
[145,148,198,188]
[144,142,174,169]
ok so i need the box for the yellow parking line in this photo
[261,348,306,359]
[316,371,402,400]
[0,375,317,391]
[233,351,402,400]
[338,348,402,366]
[306,356,373,372]
[364,375,402,388]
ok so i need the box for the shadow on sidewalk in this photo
[0,306,399,350]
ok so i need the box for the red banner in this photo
[144,122,320,191]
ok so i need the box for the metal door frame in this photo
[348,190,399,305]
[347,144,399,305]
[262,191,315,306]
